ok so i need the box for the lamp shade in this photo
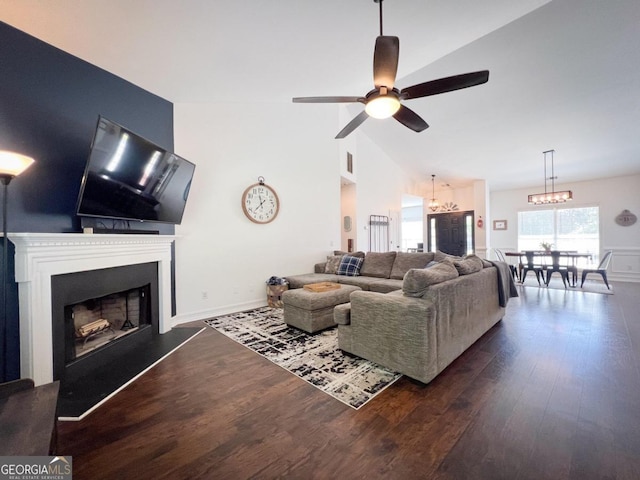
[0,150,35,177]
[365,95,401,119]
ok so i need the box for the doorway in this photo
[427,211,475,256]
[401,194,424,252]
[340,177,356,252]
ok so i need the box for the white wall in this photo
[489,173,640,281]
[172,101,420,323]
[340,182,356,252]
[173,101,342,322]
[351,134,418,252]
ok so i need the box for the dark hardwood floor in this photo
[57,282,640,479]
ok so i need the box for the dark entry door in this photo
[427,211,475,256]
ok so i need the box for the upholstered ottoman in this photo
[281,284,362,333]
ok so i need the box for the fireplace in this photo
[51,262,159,383]
[10,233,175,386]
[69,286,149,361]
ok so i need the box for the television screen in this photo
[77,116,195,224]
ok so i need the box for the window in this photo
[401,204,423,251]
[518,206,600,264]
[465,213,474,255]
[429,217,437,252]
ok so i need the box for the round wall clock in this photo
[241,177,280,224]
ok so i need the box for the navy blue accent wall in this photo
[0,21,176,381]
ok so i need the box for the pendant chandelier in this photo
[428,174,439,212]
[527,149,573,205]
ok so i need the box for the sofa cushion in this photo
[335,275,381,290]
[368,278,404,293]
[337,255,364,276]
[390,252,435,279]
[324,255,344,274]
[334,250,365,258]
[360,252,397,278]
[453,254,484,275]
[402,260,459,297]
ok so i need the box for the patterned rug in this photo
[204,307,401,409]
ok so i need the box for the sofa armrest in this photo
[345,291,439,383]
[333,302,351,325]
[314,262,327,273]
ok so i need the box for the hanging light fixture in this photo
[428,174,439,212]
[527,149,573,205]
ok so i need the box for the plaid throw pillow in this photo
[337,255,364,276]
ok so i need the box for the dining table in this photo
[504,250,592,286]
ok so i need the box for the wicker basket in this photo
[266,284,288,308]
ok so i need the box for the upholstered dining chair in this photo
[580,250,613,289]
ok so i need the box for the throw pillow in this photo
[402,260,459,297]
[453,254,484,275]
[337,255,364,276]
[324,255,344,274]
[434,250,462,263]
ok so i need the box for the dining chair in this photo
[558,251,580,285]
[545,251,570,288]
[580,250,613,289]
[521,251,543,285]
[494,249,519,281]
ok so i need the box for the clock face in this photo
[242,183,280,224]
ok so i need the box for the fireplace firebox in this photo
[51,262,159,384]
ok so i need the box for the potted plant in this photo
[540,241,553,252]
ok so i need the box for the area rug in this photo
[518,276,613,295]
[204,307,401,409]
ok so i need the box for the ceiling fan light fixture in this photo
[292,0,489,138]
[365,94,401,119]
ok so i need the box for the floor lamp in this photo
[0,151,35,382]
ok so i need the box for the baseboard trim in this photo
[171,299,269,326]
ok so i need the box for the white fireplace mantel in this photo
[10,232,176,386]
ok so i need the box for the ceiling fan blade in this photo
[292,96,363,103]
[373,36,399,89]
[400,70,490,100]
[335,111,369,139]
[393,104,429,132]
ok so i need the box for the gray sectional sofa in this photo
[285,251,436,293]
[285,251,517,384]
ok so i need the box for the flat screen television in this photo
[77,116,195,224]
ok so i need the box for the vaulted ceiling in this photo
[2,0,639,191]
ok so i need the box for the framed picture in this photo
[493,220,507,230]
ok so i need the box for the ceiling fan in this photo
[292,0,489,139]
